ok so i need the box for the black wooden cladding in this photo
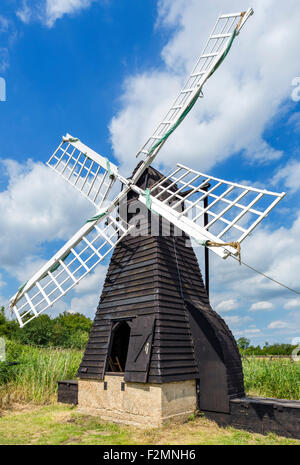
[78,166,245,411]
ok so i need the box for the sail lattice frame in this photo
[47,134,119,208]
[136,10,253,161]
[11,212,134,327]
[145,163,285,258]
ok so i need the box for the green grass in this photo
[0,405,298,445]
[242,357,300,400]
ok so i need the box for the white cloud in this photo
[215,299,238,312]
[284,298,300,310]
[0,274,6,290]
[273,159,300,193]
[223,315,252,327]
[0,15,9,33]
[235,328,261,336]
[268,320,289,329]
[245,329,261,334]
[250,301,273,312]
[16,0,98,28]
[45,0,96,27]
[193,206,300,343]
[109,0,300,174]
[0,48,9,72]
[16,2,33,24]
[74,265,106,294]
[0,158,94,284]
[68,292,99,318]
[287,112,300,133]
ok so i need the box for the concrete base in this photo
[77,375,196,428]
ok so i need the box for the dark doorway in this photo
[107,321,131,372]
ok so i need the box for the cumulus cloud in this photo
[235,328,261,337]
[284,299,300,310]
[268,320,288,329]
[17,0,98,28]
[215,299,238,312]
[273,159,300,193]
[196,205,300,343]
[45,0,97,27]
[206,210,300,301]
[223,315,252,327]
[68,292,99,318]
[109,0,300,175]
[0,158,94,284]
[74,265,106,294]
[250,301,273,312]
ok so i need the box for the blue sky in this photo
[0,0,300,346]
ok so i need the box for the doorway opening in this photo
[107,321,131,373]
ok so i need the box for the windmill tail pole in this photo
[206,241,241,264]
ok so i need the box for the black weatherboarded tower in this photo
[75,166,245,425]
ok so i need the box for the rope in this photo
[147,28,238,157]
[197,239,241,264]
[206,240,241,264]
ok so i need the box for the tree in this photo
[237,337,250,350]
[0,306,20,340]
[52,312,92,348]
[17,314,54,346]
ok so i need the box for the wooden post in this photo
[203,183,210,298]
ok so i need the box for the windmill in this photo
[9,9,287,426]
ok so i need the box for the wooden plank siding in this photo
[78,165,245,407]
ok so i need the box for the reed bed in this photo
[0,341,82,407]
[242,357,299,400]
[0,340,299,409]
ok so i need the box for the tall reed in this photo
[242,357,299,400]
[0,342,82,407]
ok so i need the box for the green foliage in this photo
[0,339,24,386]
[0,340,298,410]
[0,341,83,406]
[67,330,89,349]
[18,315,55,347]
[51,312,92,349]
[0,308,92,350]
[0,307,20,340]
[239,341,297,356]
[237,337,250,350]
[242,358,300,400]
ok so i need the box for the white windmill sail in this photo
[136,163,285,259]
[47,134,120,208]
[132,8,254,184]
[10,205,134,327]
